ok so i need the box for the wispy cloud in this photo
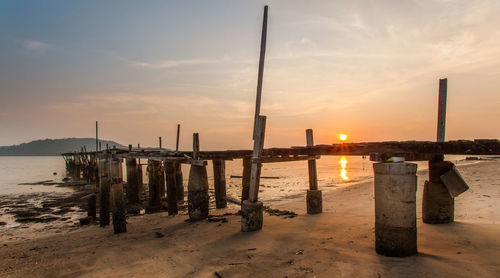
[22,40,51,51]
[120,56,247,69]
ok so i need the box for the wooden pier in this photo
[59,6,500,257]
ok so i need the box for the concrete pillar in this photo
[374,162,417,257]
[165,162,178,215]
[306,190,322,214]
[187,164,209,221]
[110,159,127,234]
[146,160,163,213]
[98,159,111,227]
[241,200,263,232]
[213,159,227,209]
[175,163,184,202]
[126,158,141,213]
[422,160,454,224]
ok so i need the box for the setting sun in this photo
[339,134,348,141]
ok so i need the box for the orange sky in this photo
[1,1,499,150]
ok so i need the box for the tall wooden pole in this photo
[253,5,268,140]
[95,121,99,153]
[437,78,447,142]
[159,136,162,149]
[176,124,180,151]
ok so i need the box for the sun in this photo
[339,134,348,141]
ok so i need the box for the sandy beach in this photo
[0,159,499,278]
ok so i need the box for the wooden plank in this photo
[306,129,318,191]
[176,124,180,151]
[261,155,319,163]
[437,78,447,142]
[193,133,200,160]
[252,6,268,140]
[249,116,266,202]
[440,165,469,197]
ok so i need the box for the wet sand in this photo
[0,160,499,277]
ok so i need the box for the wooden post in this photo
[147,160,163,213]
[253,5,268,140]
[242,116,266,232]
[175,162,184,202]
[88,193,96,223]
[165,161,178,215]
[98,158,111,226]
[306,129,322,214]
[249,116,266,202]
[110,159,126,234]
[213,159,227,209]
[423,78,454,224]
[437,78,447,142]
[176,124,180,151]
[95,121,99,153]
[159,136,162,149]
[241,157,251,203]
[126,157,140,213]
[187,133,209,221]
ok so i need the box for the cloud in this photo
[22,40,51,51]
[121,56,246,70]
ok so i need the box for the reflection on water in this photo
[339,156,349,181]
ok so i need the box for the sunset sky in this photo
[1,0,499,150]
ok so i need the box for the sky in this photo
[1,0,499,150]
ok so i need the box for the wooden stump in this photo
[98,159,111,227]
[110,159,127,234]
[165,162,178,215]
[213,159,227,209]
[175,162,184,202]
[147,160,163,213]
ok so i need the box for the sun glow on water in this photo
[339,155,349,181]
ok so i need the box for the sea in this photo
[0,155,472,200]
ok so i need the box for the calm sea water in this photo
[0,155,469,200]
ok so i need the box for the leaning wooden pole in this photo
[306,129,322,214]
[252,5,268,140]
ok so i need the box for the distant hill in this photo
[0,138,125,156]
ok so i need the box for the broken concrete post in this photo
[187,133,209,221]
[241,200,263,232]
[110,159,126,234]
[374,162,418,257]
[423,160,454,224]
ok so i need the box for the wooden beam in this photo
[249,116,266,202]
[306,129,318,191]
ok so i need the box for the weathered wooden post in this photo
[187,133,209,221]
[305,129,322,214]
[98,158,111,226]
[88,193,97,223]
[213,159,227,209]
[126,145,141,213]
[146,159,163,213]
[374,162,418,257]
[241,157,251,203]
[165,161,178,215]
[242,116,266,232]
[175,162,184,202]
[109,158,126,233]
[422,78,454,224]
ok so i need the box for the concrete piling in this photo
[187,133,209,221]
[98,158,111,227]
[422,160,454,224]
[241,200,263,232]
[213,159,227,209]
[146,160,163,213]
[374,162,418,257]
[165,162,178,215]
[109,159,127,234]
